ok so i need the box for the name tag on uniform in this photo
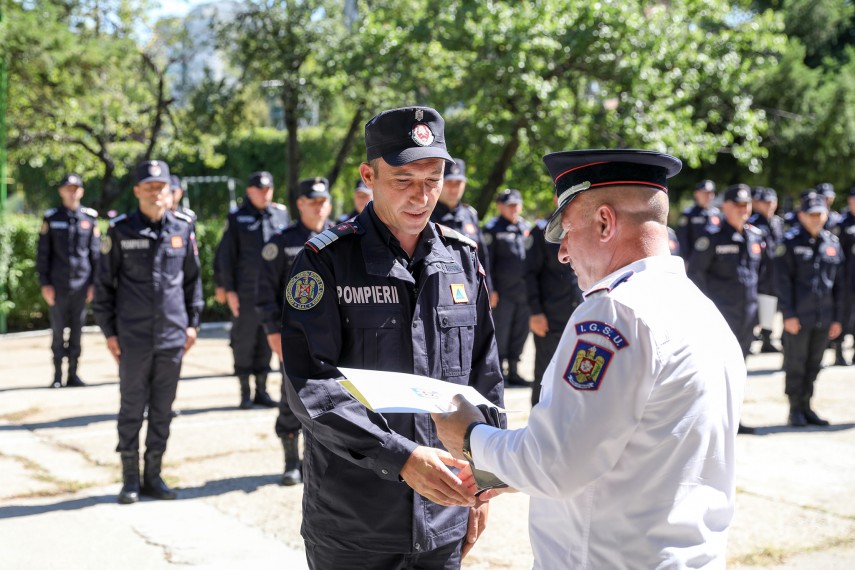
[337,285,399,304]
[715,245,739,254]
[793,246,812,256]
[50,221,69,229]
[237,216,256,223]
[434,262,463,274]
[690,216,706,224]
[121,239,150,250]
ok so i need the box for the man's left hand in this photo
[462,499,489,559]
[829,322,842,340]
[184,327,198,353]
[86,286,94,303]
[431,394,487,460]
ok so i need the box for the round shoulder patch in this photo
[262,242,279,261]
[678,216,688,227]
[483,232,493,246]
[775,244,786,258]
[101,235,112,254]
[286,271,325,310]
[694,236,710,252]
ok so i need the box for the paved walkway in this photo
[1,326,854,568]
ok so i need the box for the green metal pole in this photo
[0,1,8,334]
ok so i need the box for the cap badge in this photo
[411,123,434,147]
[312,182,326,193]
[149,162,161,177]
[260,176,271,186]
[415,109,424,121]
[452,166,460,174]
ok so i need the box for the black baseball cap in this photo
[723,184,751,204]
[541,149,682,243]
[695,179,716,192]
[496,188,522,205]
[444,158,467,181]
[815,182,835,199]
[59,173,83,188]
[169,175,182,192]
[299,177,331,199]
[134,160,171,184]
[248,171,273,188]
[365,106,453,166]
[801,192,828,213]
[355,179,372,194]
[754,186,777,202]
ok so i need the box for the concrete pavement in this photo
[1,325,854,569]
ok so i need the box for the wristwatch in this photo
[462,421,486,463]
[462,421,509,492]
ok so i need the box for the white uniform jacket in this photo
[471,255,745,569]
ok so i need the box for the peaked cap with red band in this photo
[542,149,682,243]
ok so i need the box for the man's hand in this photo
[829,321,842,340]
[214,287,227,304]
[267,332,283,361]
[106,336,121,364]
[529,313,549,337]
[783,317,801,335]
[462,499,489,559]
[431,394,488,460]
[489,291,499,309]
[86,286,94,303]
[41,285,56,307]
[226,291,240,317]
[399,446,475,507]
[184,327,198,353]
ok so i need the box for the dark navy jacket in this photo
[483,215,531,301]
[255,219,333,334]
[217,200,290,300]
[676,203,721,261]
[430,201,492,290]
[525,221,583,331]
[832,210,855,328]
[36,206,100,293]
[687,222,766,333]
[281,204,503,553]
[774,226,845,329]
[748,212,785,295]
[93,210,203,351]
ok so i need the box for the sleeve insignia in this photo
[678,215,688,227]
[286,271,325,310]
[694,236,710,252]
[100,235,112,254]
[574,321,629,350]
[563,341,613,391]
[262,242,279,261]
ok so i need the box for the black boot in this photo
[50,358,63,389]
[759,329,780,353]
[141,449,177,500]
[253,373,278,407]
[506,360,532,387]
[118,451,140,504]
[737,423,756,435]
[834,343,851,367]
[280,434,303,486]
[66,358,86,387]
[787,397,807,427]
[238,375,253,409]
[802,397,830,426]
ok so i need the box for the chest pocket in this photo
[437,304,477,379]
[163,242,186,276]
[341,306,403,370]
[121,248,153,281]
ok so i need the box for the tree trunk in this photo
[282,89,301,215]
[474,120,525,218]
[326,101,365,189]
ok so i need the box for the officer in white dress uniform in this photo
[433,149,746,570]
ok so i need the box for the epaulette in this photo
[80,206,99,218]
[585,270,635,298]
[436,224,477,249]
[109,214,128,227]
[173,210,193,224]
[484,217,498,229]
[822,229,840,243]
[273,203,288,211]
[44,208,57,218]
[746,224,762,236]
[306,221,362,253]
[465,204,479,218]
[535,218,547,230]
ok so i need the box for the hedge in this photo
[0,213,230,332]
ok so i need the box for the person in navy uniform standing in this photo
[256,177,334,487]
[37,173,101,389]
[337,179,373,223]
[168,175,197,223]
[676,179,721,261]
[484,188,532,386]
[430,158,492,289]
[93,160,203,504]
[280,106,503,569]
[688,183,766,435]
[217,171,290,409]
[749,186,785,353]
[831,187,855,366]
[525,208,583,406]
[816,182,841,230]
[774,191,845,427]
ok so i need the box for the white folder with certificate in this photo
[337,367,505,414]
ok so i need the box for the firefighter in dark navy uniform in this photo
[430,158,492,290]
[688,184,766,435]
[525,209,583,406]
[676,179,720,261]
[280,106,503,569]
[93,160,203,505]
[484,189,532,386]
[749,186,785,353]
[337,178,373,223]
[217,171,290,409]
[256,177,334,487]
[832,187,855,366]
[168,174,197,224]
[774,191,845,427]
[37,173,100,388]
